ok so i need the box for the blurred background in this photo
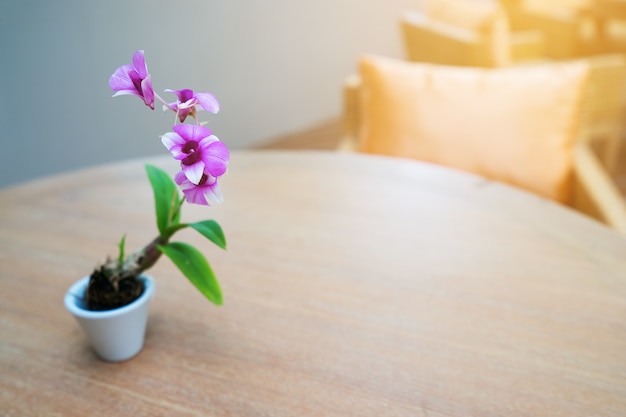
[0,0,418,188]
[2,0,626,203]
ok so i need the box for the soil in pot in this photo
[85,268,144,311]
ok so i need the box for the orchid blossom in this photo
[161,124,230,186]
[109,50,155,109]
[165,89,220,123]
[175,171,224,206]
[110,50,229,204]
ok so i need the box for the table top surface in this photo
[1,150,625,416]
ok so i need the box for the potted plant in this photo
[64,50,230,362]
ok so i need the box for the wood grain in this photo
[1,150,625,416]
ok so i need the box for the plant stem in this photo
[101,235,168,285]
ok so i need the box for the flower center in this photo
[181,141,200,165]
[129,70,144,94]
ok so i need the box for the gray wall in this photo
[0,0,419,188]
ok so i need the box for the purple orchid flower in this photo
[175,171,224,206]
[109,50,155,109]
[164,88,220,123]
[161,124,230,185]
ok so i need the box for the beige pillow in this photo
[357,54,590,203]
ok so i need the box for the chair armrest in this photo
[580,53,626,172]
[573,141,626,234]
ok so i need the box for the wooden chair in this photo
[339,54,626,234]
[572,53,626,231]
[400,0,545,68]
[501,0,600,59]
[588,0,626,53]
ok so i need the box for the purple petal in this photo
[141,75,155,109]
[181,180,208,205]
[195,92,220,113]
[161,132,187,160]
[203,181,224,205]
[174,170,189,186]
[176,106,193,123]
[179,89,195,102]
[132,50,148,78]
[200,138,230,177]
[184,188,208,205]
[183,162,205,185]
[165,89,190,101]
[109,64,135,92]
[173,124,211,141]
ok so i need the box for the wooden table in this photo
[1,150,625,416]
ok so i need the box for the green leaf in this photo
[146,165,180,235]
[158,242,223,305]
[189,220,227,250]
[173,196,183,225]
[117,234,126,265]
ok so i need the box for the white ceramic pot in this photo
[64,274,155,362]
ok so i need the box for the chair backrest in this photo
[502,0,594,58]
[339,54,626,230]
[422,0,504,31]
[401,0,544,67]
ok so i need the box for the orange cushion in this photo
[357,54,589,203]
